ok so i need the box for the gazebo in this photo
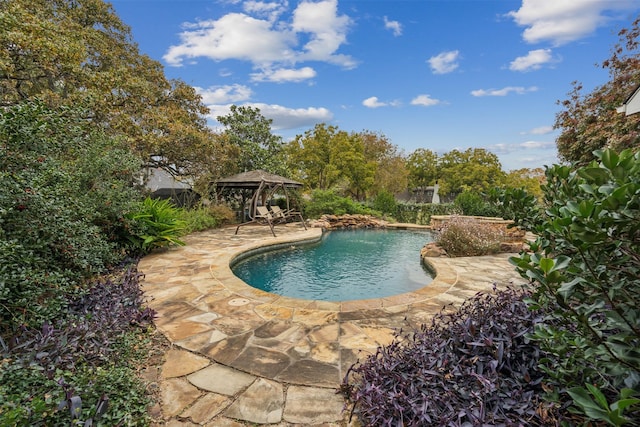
[215,170,306,235]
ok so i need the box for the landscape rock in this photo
[310,214,388,230]
[421,242,448,258]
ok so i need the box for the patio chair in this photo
[235,205,277,236]
[269,205,307,230]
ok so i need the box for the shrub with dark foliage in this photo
[342,287,565,426]
[0,101,144,329]
[0,261,155,425]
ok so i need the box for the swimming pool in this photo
[231,229,434,301]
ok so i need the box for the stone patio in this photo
[138,223,528,426]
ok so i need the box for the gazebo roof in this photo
[215,170,303,189]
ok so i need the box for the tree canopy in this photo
[406,148,439,190]
[216,105,285,175]
[285,124,407,200]
[286,123,360,192]
[438,148,505,195]
[0,0,219,176]
[503,168,545,200]
[360,131,408,196]
[555,15,640,164]
[1,0,561,204]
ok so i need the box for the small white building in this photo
[616,84,640,116]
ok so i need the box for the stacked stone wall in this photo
[309,214,388,230]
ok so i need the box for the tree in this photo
[0,0,219,177]
[285,124,381,199]
[216,105,285,174]
[286,123,347,190]
[438,148,505,195]
[503,168,545,200]
[287,126,408,200]
[406,148,439,190]
[359,131,408,196]
[375,156,409,196]
[335,132,375,200]
[555,15,640,165]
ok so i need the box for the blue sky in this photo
[110,0,640,171]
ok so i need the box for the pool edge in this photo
[217,227,460,314]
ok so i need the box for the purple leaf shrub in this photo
[7,261,155,376]
[342,286,566,426]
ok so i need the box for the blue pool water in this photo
[231,229,434,301]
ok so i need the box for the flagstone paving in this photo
[138,223,528,426]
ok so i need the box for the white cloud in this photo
[164,13,296,67]
[520,140,556,150]
[164,0,356,69]
[362,96,400,108]
[428,50,460,74]
[384,16,402,36]
[251,66,317,82]
[498,151,559,171]
[362,96,385,108]
[471,86,538,97]
[195,84,253,104]
[410,94,441,107]
[243,0,288,22]
[291,0,356,67]
[487,140,556,154]
[509,48,556,72]
[508,0,639,45]
[207,102,333,130]
[254,103,334,129]
[528,125,554,135]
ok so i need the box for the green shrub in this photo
[435,215,503,256]
[394,202,456,225]
[126,197,186,253]
[0,101,143,328]
[372,190,397,216]
[179,203,236,233]
[1,264,154,426]
[303,189,374,218]
[510,149,640,423]
[274,190,305,213]
[488,186,541,230]
[454,190,502,217]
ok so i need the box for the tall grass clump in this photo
[435,215,503,256]
[125,197,186,253]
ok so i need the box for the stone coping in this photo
[216,226,458,313]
